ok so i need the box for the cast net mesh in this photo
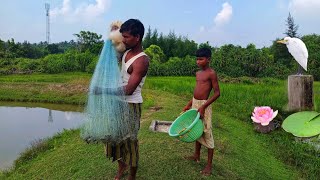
[80,40,130,143]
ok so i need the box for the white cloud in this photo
[199,26,205,32]
[196,2,233,46]
[50,0,111,23]
[276,0,287,10]
[289,0,320,18]
[214,2,233,27]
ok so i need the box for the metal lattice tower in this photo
[45,3,50,44]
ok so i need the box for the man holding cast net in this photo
[81,19,149,180]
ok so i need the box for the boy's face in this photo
[196,57,210,68]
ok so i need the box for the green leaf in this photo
[282,111,320,137]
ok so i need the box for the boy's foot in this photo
[200,165,212,176]
[184,155,200,163]
[114,164,128,180]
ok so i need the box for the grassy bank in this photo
[0,72,91,104]
[0,73,319,179]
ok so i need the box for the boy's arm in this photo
[183,99,193,112]
[198,71,220,118]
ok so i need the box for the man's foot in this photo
[200,165,212,176]
[114,163,128,180]
[128,175,135,180]
[184,155,200,163]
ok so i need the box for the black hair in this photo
[196,47,212,58]
[120,19,145,41]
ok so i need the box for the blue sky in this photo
[1,0,320,48]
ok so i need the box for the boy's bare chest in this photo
[196,73,210,82]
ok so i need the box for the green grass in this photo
[0,72,92,83]
[145,76,320,120]
[0,72,91,104]
[145,76,320,179]
[0,73,319,179]
[0,90,301,179]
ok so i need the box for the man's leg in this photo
[201,148,214,176]
[128,139,139,180]
[127,103,141,180]
[114,160,127,180]
[128,167,137,180]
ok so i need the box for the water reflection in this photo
[0,105,84,170]
[48,109,53,123]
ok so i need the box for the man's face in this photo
[196,57,209,68]
[121,31,139,49]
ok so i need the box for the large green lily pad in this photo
[282,111,320,137]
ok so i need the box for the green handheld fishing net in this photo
[81,40,130,143]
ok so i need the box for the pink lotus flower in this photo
[251,106,278,126]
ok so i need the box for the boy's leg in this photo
[201,148,214,176]
[185,141,201,162]
[195,141,201,160]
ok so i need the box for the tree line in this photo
[0,14,319,80]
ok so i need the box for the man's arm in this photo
[124,56,149,95]
[92,86,123,95]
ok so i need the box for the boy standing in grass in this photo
[183,47,220,176]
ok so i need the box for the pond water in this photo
[0,103,84,170]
